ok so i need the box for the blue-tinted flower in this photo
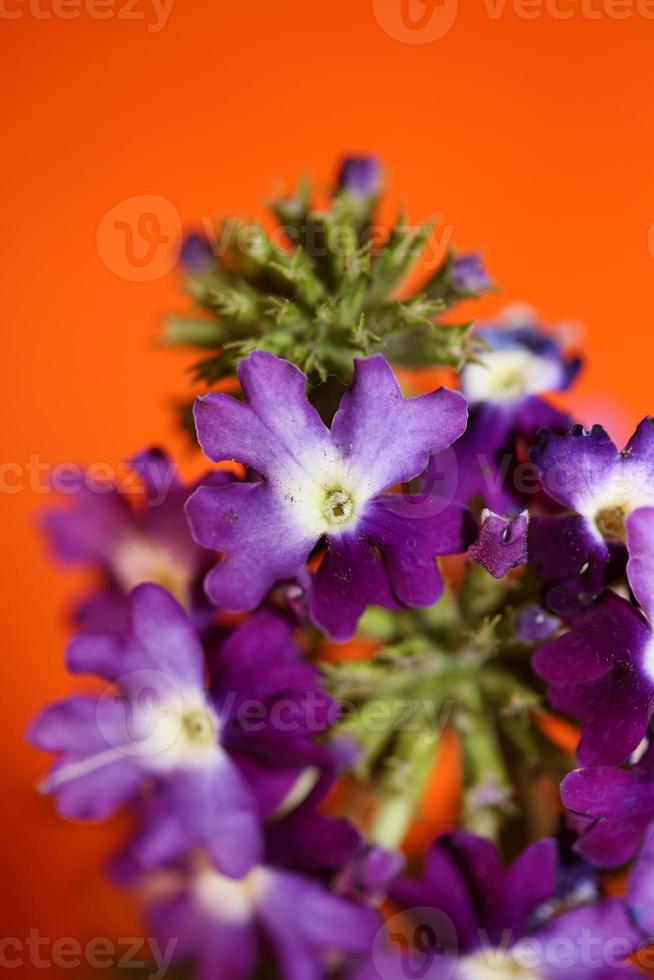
[28,585,333,877]
[42,448,226,632]
[450,252,492,295]
[337,156,382,198]
[534,507,654,766]
[186,351,472,641]
[427,309,580,513]
[529,421,654,614]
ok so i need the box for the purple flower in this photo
[450,253,492,295]
[533,591,653,766]
[534,507,654,766]
[186,351,472,641]
[627,822,654,936]
[426,311,580,513]
[357,831,641,979]
[462,319,580,410]
[529,420,654,614]
[469,508,529,578]
[516,605,560,644]
[332,844,405,906]
[390,831,558,954]
[180,231,214,274]
[562,746,654,869]
[337,156,382,198]
[28,584,333,877]
[42,448,226,632]
[141,810,380,980]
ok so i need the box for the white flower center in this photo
[458,949,541,979]
[111,534,192,607]
[461,349,563,405]
[135,696,220,771]
[273,448,370,537]
[41,694,220,797]
[193,865,270,924]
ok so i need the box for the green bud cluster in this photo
[163,171,491,427]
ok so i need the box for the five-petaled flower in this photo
[28,584,333,878]
[529,419,654,614]
[426,309,581,513]
[186,351,472,641]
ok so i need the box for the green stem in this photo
[457,681,513,842]
[368,727,440,850]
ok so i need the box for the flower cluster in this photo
[31,159,654,979]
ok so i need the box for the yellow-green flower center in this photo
[182,709,217,744]
[595,505,627,544]
[322,488,354,526]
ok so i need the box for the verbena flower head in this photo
[359,831,641,979]
[140,808,380,980]
[427,308,580,513]
[534,507,654,766]
[28,584,333,877]
[529,421,654,612]
[186,350,472,640]
[164,159,483,408]
[42,449,226,632]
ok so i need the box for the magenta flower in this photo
[186,351,472,640]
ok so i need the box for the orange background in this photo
[3,0,654,974]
